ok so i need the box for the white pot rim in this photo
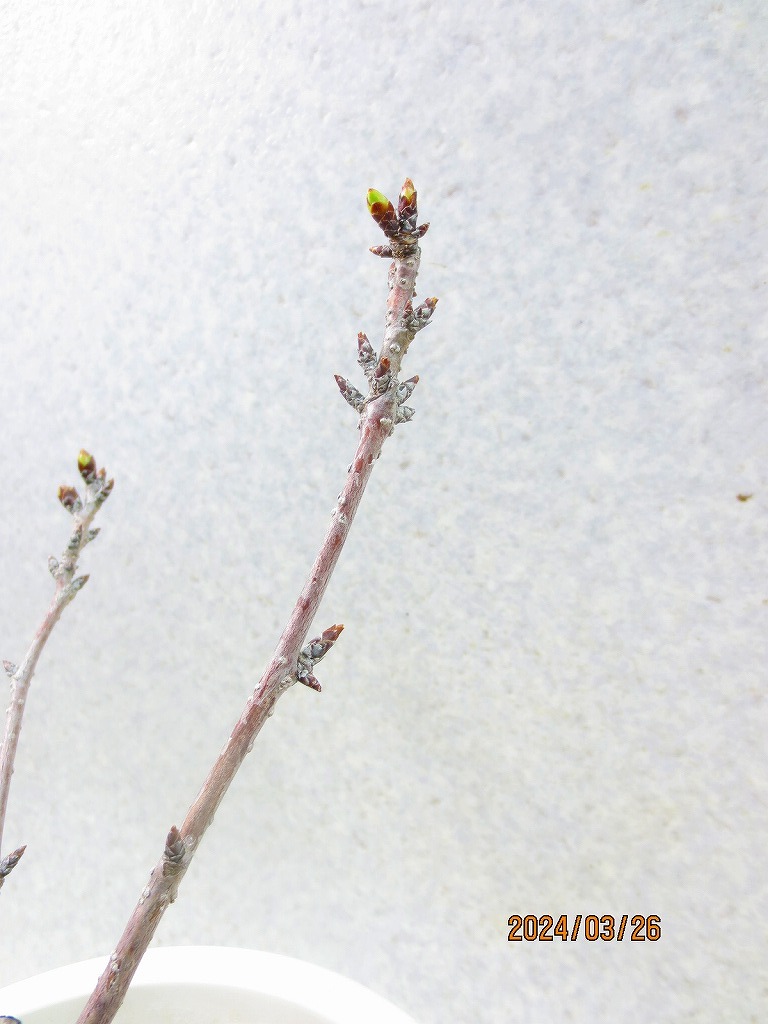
[0,945,419,1023]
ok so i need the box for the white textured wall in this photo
[1,1,766,1021]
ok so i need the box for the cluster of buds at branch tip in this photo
[58,451,114,516]
[367,179,429,250]
[296,623,344,692]
[338,181,435,430]
[47,452,115,592]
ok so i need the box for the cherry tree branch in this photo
[0,454,113,889]
[75,180,437,1024]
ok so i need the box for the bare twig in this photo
[0,452,113,889]
[76,180,436,1024]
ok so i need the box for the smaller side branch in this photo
[0,452,113,888]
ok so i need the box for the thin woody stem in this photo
[0,455,113,888]
[0,590,69,879]
[76,181,435,1024]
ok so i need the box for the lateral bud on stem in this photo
[67,525,84,554]
[0,844,27,881]
[407,297,438,332]
[163,825,186,873]
[95,476,115,507]
[357,332,377,376]
[58,486,82,514]
[306,624,344,659]
[296,623,344,692]
[372,356,391,394]
[396,375,419,404]
[334,375,365,413]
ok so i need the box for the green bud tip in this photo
[367,188,390,213]
[367,189,398,228]
[78,449,97,482]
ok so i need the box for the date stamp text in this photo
[507,914,661,942]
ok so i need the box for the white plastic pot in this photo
[0,946,419,1024]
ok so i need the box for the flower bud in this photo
[78,449,97,483]
[58,485,81,513]
[397,178,418,230]
[366,189,399,237]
